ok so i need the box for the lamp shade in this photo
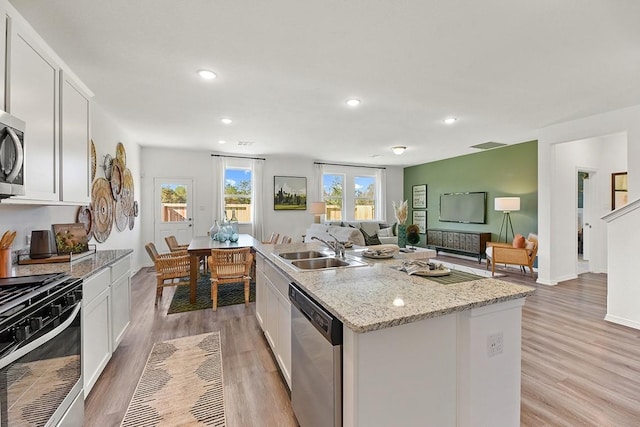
[310,202,326,215]
[494,197,520,212]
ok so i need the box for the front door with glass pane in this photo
[154,178,194,251]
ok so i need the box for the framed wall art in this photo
[412,210,427,234]
[274,176,307,210]
[412,184,427,209]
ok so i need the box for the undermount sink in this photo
[278,250,329,260]
[292,258,350,270]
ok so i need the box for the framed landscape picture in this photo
[274,176,307,210]
[412,184,427,209]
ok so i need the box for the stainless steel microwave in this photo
[0,111,25,199]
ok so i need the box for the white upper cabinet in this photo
[0,8,7,112]
[8,20,60,201]
[60,71,91,203]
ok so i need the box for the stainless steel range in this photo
[0,273,83,427]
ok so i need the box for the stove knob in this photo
[15,324,31,341]
[51,304,63,317]
[29,317,44,332]
[65,294,76,305]
[74,290,83,301]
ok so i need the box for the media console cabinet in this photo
[426,229,492,263]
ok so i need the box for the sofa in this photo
[303,221,398,246]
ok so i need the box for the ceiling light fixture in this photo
[443,117,457,125]
[220,118,232,125]
[218,140,227,144]
[392,146,407,155]
[197,69,217,80]
[346,98,361,107]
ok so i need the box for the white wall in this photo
[140,148,404,257]
[553,133,627,277]
[538,104,640,285]
[0,104,143,272]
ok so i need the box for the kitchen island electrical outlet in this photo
[487,332,503,357]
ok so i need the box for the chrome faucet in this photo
[311,234,345,259]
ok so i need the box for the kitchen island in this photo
[254,242,534,427]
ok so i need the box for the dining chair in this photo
[145,242,191,305]
[280,235,292,244]
[208,248,254,311]
[262,232,280,244]
[165,235,188,252]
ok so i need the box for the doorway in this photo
[577,170,595,275]
[154,178,194,251]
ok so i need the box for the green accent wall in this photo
[403,140,538,245]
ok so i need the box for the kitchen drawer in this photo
[111,256,130,282]
[83,268,110,304]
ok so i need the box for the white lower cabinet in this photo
[82,255,131,398]
[255,253,291,388]
[82,269,111,397]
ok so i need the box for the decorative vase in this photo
[397,224,407,248]
[209,220,220,240]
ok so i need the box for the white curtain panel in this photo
[376,168,387,222]
[252,158,265,240]
[313,162,324,201]
[211,155,226,222]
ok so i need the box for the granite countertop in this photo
[255,242,535,333]
[8,249,134,280]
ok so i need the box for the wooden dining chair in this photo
[145,242,191,305]
[280,235,292,244]
[208,248,254,311]
[165,235,188,251]
[262,232,280,244]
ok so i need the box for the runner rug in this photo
[121,332,226,427]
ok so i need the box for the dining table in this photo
[187,234,261,303]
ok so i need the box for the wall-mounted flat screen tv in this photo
[439,192,487,224]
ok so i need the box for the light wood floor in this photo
[85,258,640,426]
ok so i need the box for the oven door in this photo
[0,303,82,427]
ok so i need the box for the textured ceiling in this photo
[8,0,640,166]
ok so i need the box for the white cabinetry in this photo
[82,268,111,397]
[60,71,91,203]
[8,20,59,201]
[110,256,131,349]
[255,254,291,388]
[0,7,7,111]
[82,255,132,398]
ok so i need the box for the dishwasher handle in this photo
[289,283,342,345]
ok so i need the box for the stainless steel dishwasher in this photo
[289,283,343,427]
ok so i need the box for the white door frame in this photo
[577,167,599,272]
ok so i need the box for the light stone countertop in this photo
[8,249,134,280]
[255,242,535,333]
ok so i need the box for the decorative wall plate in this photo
[120,168,134,216]
[133,200,139,217]
[114,199,129,232]
[92,178,114,243]
[90,140,97,182]
[110,161,123,200]
[128,211,135,230]
[116,142,127,167]
[102,154,113,180]
[77,205,94,240]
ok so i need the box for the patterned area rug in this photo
[121,332,226,427]
[167,273,256,314]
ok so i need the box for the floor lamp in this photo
[495,197,520,243]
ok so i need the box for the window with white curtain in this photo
[320,165,385,221]
[223,167,252,223]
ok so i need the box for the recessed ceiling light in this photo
[197,69,217,80]
[218,140,227,144]
[346,98,361,107]
[443,117,457,125]
[392,146,407,155]
[220,118,232,125]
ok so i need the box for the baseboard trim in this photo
[604,314,640,330]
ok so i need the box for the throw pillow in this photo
[360,228,382,246]
[525,239,535,252]
[378,227,393,238]
[512,234,526,248]
[392,222,398,236]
